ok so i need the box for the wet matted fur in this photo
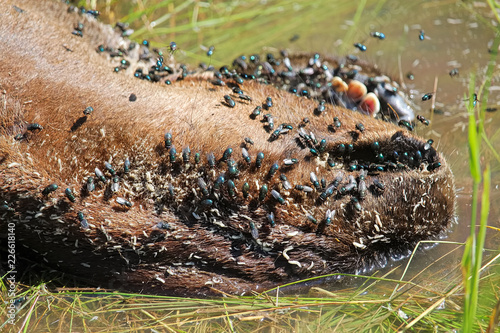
[0,0,455,296]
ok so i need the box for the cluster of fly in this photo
[43,6,441,242]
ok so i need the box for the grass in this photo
[461,27,499,332]
[1,249,499,331]
[461,0,500,324]
[2,0,500,331]
[82,0,418,67]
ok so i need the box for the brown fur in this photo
[0,0,455,296]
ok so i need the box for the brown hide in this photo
[0,0,455,296]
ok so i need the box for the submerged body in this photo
[0,0,455,296]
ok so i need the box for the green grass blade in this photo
[487,0,500,24]
[122,0,174,23]
[132,0,195,37]
[482,133,500,164]
[339,0,367,55]
[467,75,481,183]
[463,72,480,333]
